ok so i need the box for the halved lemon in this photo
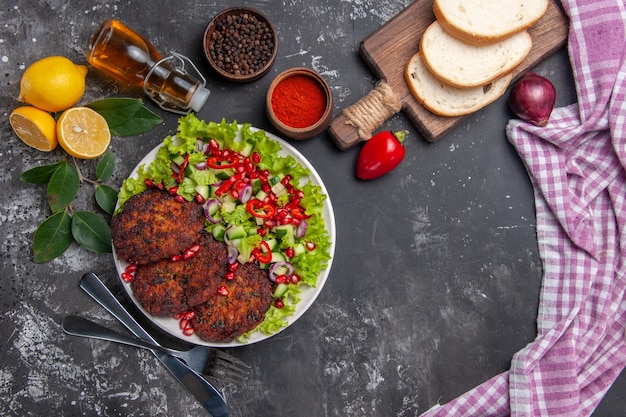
[57,107,111,159]
[9,106,58,152]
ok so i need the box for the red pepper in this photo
[215,177,237,197]
[174,153,190,182]
[291,205,311,220]
[251,240,272,263]
[246,199,276,218]
[207,154,238,169]
[356,131,407,180]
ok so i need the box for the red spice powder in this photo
[271,74,326,128]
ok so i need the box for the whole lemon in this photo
[18,56,88,112]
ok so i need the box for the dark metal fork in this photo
[62,315,249,384]
[78,272,249,385]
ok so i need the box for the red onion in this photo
[227,245,239,264]
[509,72,556,127]
[203,199,223,223]
[268,261,294,282]
[295,219,308,238]
[238,184,253,203]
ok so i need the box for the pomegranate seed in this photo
[179,318,189,330]
[144,178,155,188]
[217,285,229,296]
[225,271,235,281]
[290,274,301,284]
[182,326,195,336]
[121,272,133,283]
[125,264,137,273]
[171,255,182,262]
[275,275,288,284]
[228,262,239,272]
[156,182,165,190]
[174,195,185,203]
[285,247,295,258]
[195,194,206,204]
[274,299,284,308]
[252,152,261,164]
[168,186,178,196]
[189,244,201,253]
[182,249,195,260]
[257,228,267,236]
[306,242,316,251]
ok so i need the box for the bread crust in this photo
[433,0,549,45]
[404,52,512,117]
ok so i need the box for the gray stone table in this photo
[1,1,624,416]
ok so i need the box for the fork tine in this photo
[202,349,250,385]
[214,349,250,369]
[205,365,248,385]
[213,356,249,376]
[205,363,248,384]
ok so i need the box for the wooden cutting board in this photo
[328,0,569,149]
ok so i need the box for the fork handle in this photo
[62,315,176,356]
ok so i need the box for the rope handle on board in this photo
[328,81,401,150]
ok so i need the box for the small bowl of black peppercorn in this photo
[203,7,277,82]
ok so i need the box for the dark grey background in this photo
[1,1,624,416]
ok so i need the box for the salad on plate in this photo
[114,115,335,346]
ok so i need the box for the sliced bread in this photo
[433,0,549,45]
[420,21,532,88]
[404,52,512,117]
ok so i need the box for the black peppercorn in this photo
[207,10,275,77]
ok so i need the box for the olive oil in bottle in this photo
[87,19,209,114]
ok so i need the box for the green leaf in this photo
[20,162,64,184]
[47,162,80,213]
[71,211,112,253]
[86,98,142,128]
[95,184,118,215]
[33,210,73,263]
[109,105,163,137]
[96,153,115,181]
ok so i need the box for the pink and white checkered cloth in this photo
[420,1,626,416]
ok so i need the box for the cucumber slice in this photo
[271,251,286,263]
[212,224,226,241]
[273,283,289,298]
[225,225,247,240]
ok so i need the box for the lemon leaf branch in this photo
[23,154,118,262]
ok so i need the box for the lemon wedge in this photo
[9,106,58,152]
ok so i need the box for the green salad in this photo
[117,115,332,340]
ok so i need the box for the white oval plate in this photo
[113,127,336,347]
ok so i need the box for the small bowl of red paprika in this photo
[266,67,333,140]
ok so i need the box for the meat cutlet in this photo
[131,233,227,316]
[112,188,206,265]
[191,262,273,343]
